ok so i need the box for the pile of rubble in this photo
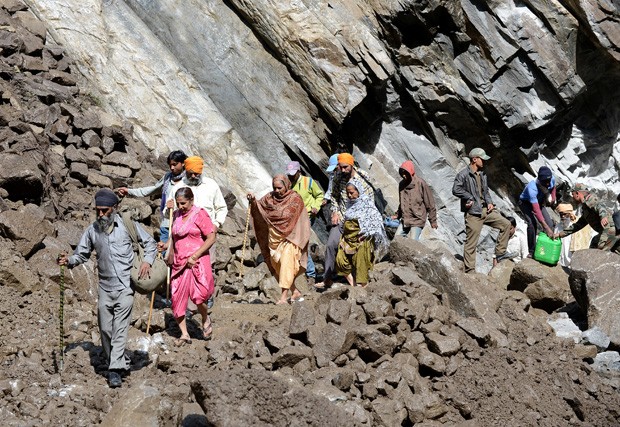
[1,1,620,426]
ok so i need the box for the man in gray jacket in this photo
[57,189,157,388]
[452,148,511,273]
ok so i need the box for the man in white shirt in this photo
[163,156,228,311]
[164,156,228,230]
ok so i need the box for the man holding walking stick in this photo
[57,188,157,388]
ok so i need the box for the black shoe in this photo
[496,252,516,262]
[108,371,122,388]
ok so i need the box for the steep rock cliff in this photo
[24,0,620,265]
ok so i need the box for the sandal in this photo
[174,335,192,346]
[202,316,213,340]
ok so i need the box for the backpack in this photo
[120,212,168,294]
[358,174,388,215]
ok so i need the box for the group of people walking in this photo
[248,152,436,296]
[56,146,620,388]
[57,152,228,387]
[452,147,620,273]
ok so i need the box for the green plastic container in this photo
[533,232,562,266]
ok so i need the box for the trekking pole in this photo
[59,264,65,373]
[239,204,251,277]
[166,208,173,306]
[146,287,156,335]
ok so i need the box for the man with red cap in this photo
[392,160,437,240]
[315,153,375,289]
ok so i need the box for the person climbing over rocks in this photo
[247,174,310,304]
[555,183,620,253]
[518,165,557,257]
[117,150,187,244]
[57,189,157,388]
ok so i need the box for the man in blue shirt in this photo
[117,150,187,243]
[57,189,157,388]
[518,166,557,257]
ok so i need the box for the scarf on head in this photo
[344,177,388,255]
[160,171,186,213]
[257,174,305,236]
[185,156,204,174]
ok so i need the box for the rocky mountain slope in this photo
[1,1,620,426]
[22,0,620,267]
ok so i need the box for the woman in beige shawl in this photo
[247,175,310,304]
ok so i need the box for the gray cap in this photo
[469,148,490,160]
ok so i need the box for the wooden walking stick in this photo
[166,208,173,305]
[239,204,252,277]
[145,254,161,335]
[58,264,65,373]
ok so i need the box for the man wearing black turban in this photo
[57,188,157,388]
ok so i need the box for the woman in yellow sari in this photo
[336,178,388,287]
[247,175,310,304]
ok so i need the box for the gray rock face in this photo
[27,0,620,258]
[569,250,620,347]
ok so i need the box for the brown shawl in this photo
[251,175,310,275]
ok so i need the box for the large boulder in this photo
[389,237,506,332]
[100,382,183,426]
[0,203,54,257]
[508,258,571,312]
[0,152,44,202]
[569,250,620,347]
[191,369,355,426]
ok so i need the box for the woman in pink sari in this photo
[165,187,216,345]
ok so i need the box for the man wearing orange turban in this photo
[184,156,204,175]
[315,153,378,289]
[337,153,355,166]
[163,154,229,317]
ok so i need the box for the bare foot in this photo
[276,299,290,305]
[313,280,332,289]
[202,316,213,340]
[291,290,302,300]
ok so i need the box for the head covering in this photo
[338,153,355,166]
[570,183,588,193]
[285,161,301,176]
[537,166,553,181]
[326,154,339,172]
[556,203,577,222]
[95,188,119,207]
[399,160,415,177]
[184,156,204,174]
[468,148,490,160]
[254,175,305,236]
[272,174,292,192]
[344,177,389,257]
